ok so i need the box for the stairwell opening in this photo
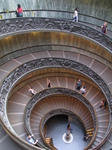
[44,114,91,150]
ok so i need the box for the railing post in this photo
[3,8,6,19]
[30,10,31,17]
[10,12,12,18]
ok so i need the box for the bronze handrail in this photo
[0,9,111,23]
[93,127,112,150]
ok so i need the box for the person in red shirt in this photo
[16,4,23,17]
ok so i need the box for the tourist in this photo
[104,100,107,110]
[47,79,51,88]
[99,100,104,109]
[16,4,23,17]
[101,22,107,34]
[73,7,78,22]
[84,133,89,141]
[80,86,86,94]
[67,123,73,133]
[27,134,38,146]
[76,79,81,90]
[29,87,36,96]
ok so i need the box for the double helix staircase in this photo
[0,17,112,150]
[0,49,111,150]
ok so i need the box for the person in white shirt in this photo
[29,87,36,96]
[27,134,38,146]
[73,7,78,22]
[80,86,86,94]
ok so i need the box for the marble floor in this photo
[44,115,90,150]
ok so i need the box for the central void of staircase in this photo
[44,115,90,150]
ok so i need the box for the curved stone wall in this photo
[0,31,112,68]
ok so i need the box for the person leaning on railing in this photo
[27,134,38,146]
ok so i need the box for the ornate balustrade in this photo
[0,9,112,31]
[0,57,111,149]
[0,17,112,53]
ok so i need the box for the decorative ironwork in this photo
[0,57,111,149]
[0,18,112,52]
[25,88,96,134]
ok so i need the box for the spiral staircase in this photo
[0,3,112,150]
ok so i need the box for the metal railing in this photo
[0,9,112,32]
